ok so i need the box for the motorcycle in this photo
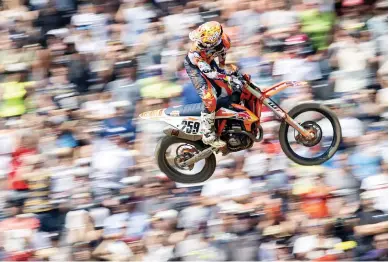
[140,70,342,183]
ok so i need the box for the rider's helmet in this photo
[189,21,223,48]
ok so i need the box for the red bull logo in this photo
[236,111,251,120]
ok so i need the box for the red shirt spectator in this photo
[300,185,333,219]
[8,147,37,190]
[8,133,39,190]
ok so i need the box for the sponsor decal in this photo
[171,129,180,136]
[187,117,198,121]
[170,110,180,117]
[266,100,286,117]
[139,109,164,118]
[236,111,251,120]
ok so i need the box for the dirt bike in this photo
[140,71,342,183]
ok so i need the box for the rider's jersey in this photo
[187,33,231,80]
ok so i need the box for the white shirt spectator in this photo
[260,10,298,30]
[0,132,14,177]
[103,212,128,236]
[228,9,261,41]
[72,12,108,43]
[50,166,75,193]
[274,58,322,81]
[163,11,201,38]
[178,205,209,230]
[361,174,388,212]
[89,207,110,228]
[82,100,116,118]
[65,209,89,230]
[243,151,270,177]
[329,41,370,93]
[121,6,156,46]
[91,138,135,181]
[293,235,341,254]
[201,177,252,199]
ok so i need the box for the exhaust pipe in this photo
[183,147,214,167]
[163,127,202,141]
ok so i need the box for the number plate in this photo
[181,120,201,134]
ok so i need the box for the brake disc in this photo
[174,144,199,171]
[294,121,323,147]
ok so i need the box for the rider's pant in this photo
[184,58,217,114]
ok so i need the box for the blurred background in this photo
[0,0,387,261]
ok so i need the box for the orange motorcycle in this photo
[140,70,342,183]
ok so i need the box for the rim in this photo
[285,109,337,161]
[164,142,206,176]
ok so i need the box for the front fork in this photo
[262,97,313,139]
[246,85,312,139]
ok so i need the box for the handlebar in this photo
[234,72,263,94]
[225,66,263,94]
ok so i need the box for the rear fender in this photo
[163,116,202,141]
[139,109,202,138]
[163,127,202,141]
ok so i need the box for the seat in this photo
[165,103,203,116]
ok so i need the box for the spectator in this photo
[360,164,388,212]
[353,192,388,258]
[34,2,63,45]
[299,0,336,51]
[116,0,156,47]
[0,66,36,118]
[8,131,39,191]
[107,59,141,119]
[260,0,299,38]
[349,132,383,181]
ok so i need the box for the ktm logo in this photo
[267,101,281,111]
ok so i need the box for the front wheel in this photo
[155,136,216,183]
[279,103,342,166]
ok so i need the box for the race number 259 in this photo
[181,120,200,134]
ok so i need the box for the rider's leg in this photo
[184,60,226,148]
[199,91,226,148]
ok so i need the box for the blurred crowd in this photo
[0,0,387,261]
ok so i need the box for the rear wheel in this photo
[155,136,216,183]
[279,103,342,166]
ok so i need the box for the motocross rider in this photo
[184,21,243,148]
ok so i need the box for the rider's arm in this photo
[218,49,227,69]
[188,51,228,81]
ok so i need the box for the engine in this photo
[221,122,254,152]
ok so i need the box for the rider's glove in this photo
[226,75,243,91]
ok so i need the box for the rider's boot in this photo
[201,112,226,148]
